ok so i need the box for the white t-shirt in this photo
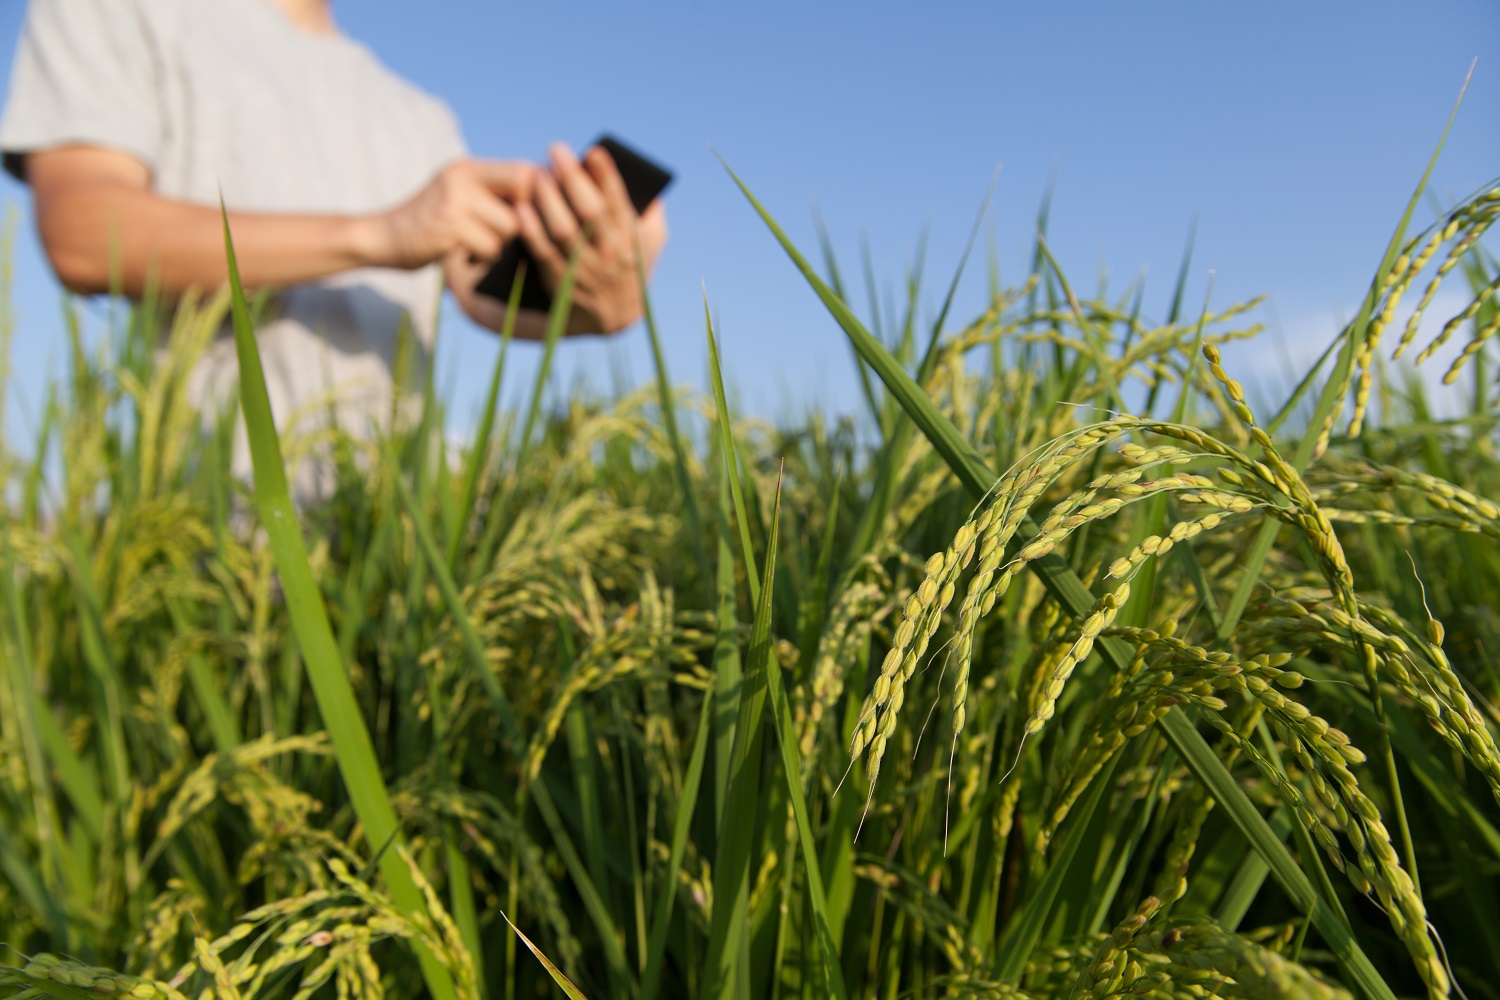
[0,0,468,462]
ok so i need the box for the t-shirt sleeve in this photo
[0,0,162,181]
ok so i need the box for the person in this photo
[0,0,668,484]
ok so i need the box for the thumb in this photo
[444,247,487,290]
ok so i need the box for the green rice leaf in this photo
[702,422,782,999]
[640,670,716,1000]
[500,910,591,1000]
[219,203,459,1000]
[1160,712,1394,1000]
[758,473,849,1000]
[996,751,1121,980]
[704,298,759,607]
[473,252,580,573]
[710,461,744,833]
[641,261,712,591]
[447,263,523,571]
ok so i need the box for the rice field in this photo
[0,136,1498,1000]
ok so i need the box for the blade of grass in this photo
[931,164,1001,363]
[0,538,71,947]
[995,751,1122,980]
[711,463,744,832]
[889,233,926,393]
[1215,808,1291,931]
[31,705,103,843]
[58,529,140,924]
[1086,747,1173,935]
[795,466,842,680]
[0,834,58,946]
[1167,217,1198,327]
[860,237,886,353]
[1162,710,1390,999]
[701,440,781,1000]
[815,213,882,427]
[641,272,711,589]
[640,668,715,1000]
[609,695,648,978]
[1264,333,1341,436]
[424,668,483,988]
[447,265,523,572]
[564,697,625,1000]
[1032,234,1125,412]
[219,204,458,1000]
[704,296,759,607]
[839,169,996,578]
[758,473,850,1000]
[500,910,591,1000]
[60,531,132,812]
[819,634,871,951]
[1122,277,1216,630]
[168,598,242,755]
[473,255,581,573]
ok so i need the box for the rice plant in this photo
[0,140,1497,1000]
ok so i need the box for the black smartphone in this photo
[474,134,673,310]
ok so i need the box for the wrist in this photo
[344,213,392,269]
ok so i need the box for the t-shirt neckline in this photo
[250,0,344,42]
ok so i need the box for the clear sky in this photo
[1,1,1497,440]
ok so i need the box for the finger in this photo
[444,246,486,289]
[533,171,582,251]
[637,200,669,266]
[515,200,568,287]
[456,217,504,261]
[549,143,608,236]
[468,192,519,245]
[583,146,633,224]
[467,159,538,201]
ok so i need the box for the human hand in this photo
[513,142,669,335]
[444,247,552,341]
[361,158,538,270]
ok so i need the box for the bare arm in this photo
[26,146,536,298]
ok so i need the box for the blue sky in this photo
[1,1,1497,439]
